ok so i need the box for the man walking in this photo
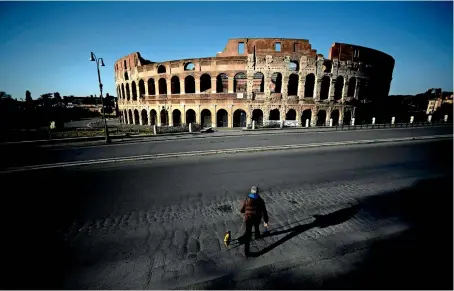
[240,185,269,257]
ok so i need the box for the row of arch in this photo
[116,73,360,101]
[119,108,353,128]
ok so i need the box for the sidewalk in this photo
[1,122,452,148]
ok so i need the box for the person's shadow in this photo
[242,204,360,258]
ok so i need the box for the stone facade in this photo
[114,38,395,128]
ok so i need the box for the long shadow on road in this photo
[180,176,453,290]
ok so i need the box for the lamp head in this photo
[100,59,105,67]
[90,52,95,62]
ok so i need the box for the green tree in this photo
[25,90,32,102]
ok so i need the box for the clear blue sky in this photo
[0,1,452,99]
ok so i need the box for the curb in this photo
[1,134,451,174]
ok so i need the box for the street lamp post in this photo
[90,52,111,143]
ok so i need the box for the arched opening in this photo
[121,84,125,100]
[252,109,263,126]
[184,62,195,71]
[286,109,296,120]
[124,72,129,81]
[126,83,131,100]
[253,72,264,93]
[131,81,137,101]
[139,80,145,97]
[148,78,156,95]
[317,110,327,126]
[344,110,352,125]
[133,109,140,125]
[302,109,312,126]
[216,73,228,93]
[233,109,247,127]
[304,74,315,98]
[158,78,167,95]
[320,76,330,100]
[185,76,195,94]
[150,109,157,126]
[216,109,228,127]
[172,109,181,126]
[234,73,247,93]
[141,109,148,125]
[128,109,133,124]
[330,109,340,126]
[271,72,282,93]
[123,110,128,123]
[287,74,299,96]
[157,65,166,74]
[269,109,280,120]
[186,109,196,125]
[201,109,212,127]
[334,76,344,100]
[171,76,180,94]
[347,77,356,97]
[117,86,120,100]
[124,60,127,70]
[289,61,299,72]
[200,74,211,93]
[160,109,168,126]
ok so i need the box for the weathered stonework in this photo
[114,38,395,128]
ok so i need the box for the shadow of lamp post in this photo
[90,52,111,144]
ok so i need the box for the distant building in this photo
[426,93,453,114]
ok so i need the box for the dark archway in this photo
[186,109,196,125]
[253,72,264,93]
[185,76,195,94]
[302,109,312,126]
[286,109,296,120]
[216,73,228,93]
[347,77,356,97]
[271,72,282,93]
[158,78,167,95]
[131,81,137,101]
[304,74,315,98]
[234,73,247,93]
[139,80,145,98]
[184,62,195,71]
[171,76,180,94]
[334,76,344,100]
[331,109,340,126]
[201,109,212,127]
[121,84,125,100]
[150,109,157,126]
[344,110,352,125]
[157,65,166,74]
[148,78,156,95]
[252,109,263,126]
[287,74,299,96]
[133,109,140,125]
[117,86,121,100]
[141,109,148,125]
[124,109,128,124]
[269,109,280,120]
[317,110,327,126]
[124,72,129,81]
[126,83,131,100]
[200,74,211,93]
[128,109,133,125]
[233,109,247,127]
[172,109,181,126]
[216,109,228,127]
[320,76,330,100]
[160,109,168,126]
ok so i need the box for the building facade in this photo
[114,38,395,128]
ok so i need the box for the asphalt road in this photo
[0,138,452,289]
[1,126,452,169]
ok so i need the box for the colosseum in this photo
[115,38,395,128]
